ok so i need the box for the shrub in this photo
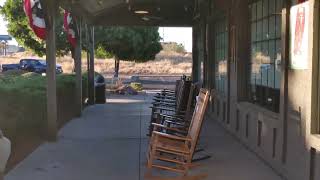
[130,82,143,91]
[95,45,113,59]
[0,72,91,141]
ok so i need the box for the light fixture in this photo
[134,10,149,14]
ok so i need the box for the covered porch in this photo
[5,92,282,180]
[5,0,319,179]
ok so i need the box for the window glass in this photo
[251,22,257,42]
[257,0,263,19]
[275,16,281,38]
[268,64,275,88]
[269,16,276,39]
[249,0,281,112]
[263,0,269,18]
[275,40,282,89]
[269,0,275,15]
[215,17,228,95]
[257,21,263,41]
[276,0,283,13]
[251,3,257,21]
[263,18,269,40]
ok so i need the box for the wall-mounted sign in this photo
[290,1,310,70]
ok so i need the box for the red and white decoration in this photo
[24,0,46,40]
[64,11,77,48]
[290,1,310,69]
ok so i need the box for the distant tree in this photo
[95,27,162,78]
[0,0,71,57]
[162,42,186,53]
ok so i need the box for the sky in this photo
[0,0,192,51]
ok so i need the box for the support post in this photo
[280,5,290,164]
[75,19,82,116]
[88,26,95,105]
[192,26,199,83]
[44,0,58,141]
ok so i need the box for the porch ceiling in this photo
[60,0,195,27]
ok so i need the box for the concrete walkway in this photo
[5,92,283,180]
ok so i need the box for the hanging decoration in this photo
[24,0,46,40]
[64,11,77,48]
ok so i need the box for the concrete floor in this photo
[5,92,283,180]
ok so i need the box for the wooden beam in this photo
[88,26,95,105]
[75,18,83,116]
[43,0,58,141]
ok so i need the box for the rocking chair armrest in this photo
[164,120,187,126]
[152,123,188,135]
[152,131,192,141]
[152,123,181,131]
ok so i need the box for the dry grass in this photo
[0,51,192,76]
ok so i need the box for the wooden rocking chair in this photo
[148,80,191,136]
[147,89,210,176]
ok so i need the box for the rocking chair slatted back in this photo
[175,80,191,112]
[183,82,201,121]
[187,89,210,149]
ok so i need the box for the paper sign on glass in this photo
[290,1,310,70]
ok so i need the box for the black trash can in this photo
[95,75,106,104]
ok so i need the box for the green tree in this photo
[0,0,71,56]
[95,27,162,77]
[1,0,162,78]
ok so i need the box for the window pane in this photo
[262,42,269,64]
[276,0,283,13]
[251,22,257,42]
[249,0,281,112]
[225,32,228,57]
[257,0,263,19]
[268,40,275,63]
[257,21,263,41]
[215,18,228,94]
[263,0,269,17]
[252,43,257,61]
[251,72,256,85]
[261,64,269,86]
[275,40,281,89]
[255,69,262,85]
[251,3,257,21]
[263,18,269,40]
[275,16,281,38]
[269,0,275,15]
[268,64,275,88]
[269,16,275,39]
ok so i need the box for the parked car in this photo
[2,59,63,74]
